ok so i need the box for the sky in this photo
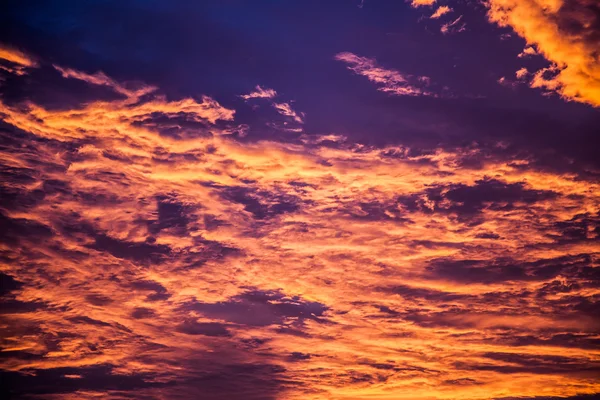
[0,0,599,399]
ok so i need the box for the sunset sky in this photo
[0,1,599,399]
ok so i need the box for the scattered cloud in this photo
[516,67,529,79]
[410,0,436,7]
[441,15,466,34]
[272,102,304,124]
[518,46,538,58]
[0,43,38,76]
[498,76,510,86]
[335,52,436,96]
[241,85,303,128]
[54,65,156,101]
[0,44,37,68]
[240,85,277,100]
[431,5,452,19]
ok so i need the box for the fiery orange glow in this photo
[1,2,599,399]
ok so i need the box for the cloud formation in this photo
[0,44,37,68]
[335,52,436,96]
[518,46,539,58]
[0,58,598,399]
[240,85,277,100]
[410,0,436,7]
[486,0,600,107]
[441,15,466,34]
[53,65,157,101]
[0,43,38,76]
[0,0,599,395]
[431,6,452,19]
[240,85,304,128]
[272,102,304,124]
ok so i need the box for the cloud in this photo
[441,15,466,34]
[175,320,231,336]
[0,364,164,397]
[486,0,600,107]
[498,76,517,88]
[0,62,599,399]
[183,289,329,328]
[53,65,156,101]
[410,0,436,7]
[240,85,304,126]
[1,71,235,142]
[0,44,38,75]
[426,254,589,284]
[397,178,558,220]
[518,46,539,58]
[240,85,277,100]
[335,52,436,96]
[272,102,305,124]
[431,6,452,19]
[516,67,529,79]
[0,44,37,68]
[218,185,302,220]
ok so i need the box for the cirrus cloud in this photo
[335,52,437,97]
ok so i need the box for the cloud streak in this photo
[335,52,437,97]
[240,85,277,100]
[0,43,38,76]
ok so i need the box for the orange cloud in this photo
[0,44,37,68]
[431,5,452,19]
[1,67,599,399]
[0,44,38,76]
[516,68,529,80]
[410,0,436,7]
[518,45,539,58]
[486,0,600,107]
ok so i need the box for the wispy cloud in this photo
[335,52,437,97]
[54,65,157,102]
[498,68,530,88]
[441,15,466,34]
[273,102,304,123]
[497,76,517,88]
[240,85,277,100]
[241,85,304,126]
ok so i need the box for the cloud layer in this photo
[0,1,599,398]
[1,60,598,399]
